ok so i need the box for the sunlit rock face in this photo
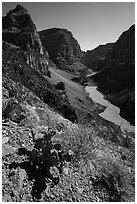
[39,28,82,65]
[2,40,78,123]
[2,5,78,123]
[2,4,49,76]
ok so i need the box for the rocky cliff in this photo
[39,28,82,64]
[83,43,114,70]
[83,25,135,71]
[2,5,135,202]
[92,25,135,124]
[2,5,78,123]
[110,24,135,64]
[92,25,135,92]
[39,28,85,73]
[2,4,49,76]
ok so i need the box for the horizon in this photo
[2,2,135,51]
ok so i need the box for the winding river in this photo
[85,86,135,132]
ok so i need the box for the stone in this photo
[2,137,9,144]
[83,43,114,70]
[63,167,69,175]
[3,97,25,124]
[2,6,78,124]
[90,25,135,125]
[39,28,82,63]
[2,144,17,156]
[2,4,50,76]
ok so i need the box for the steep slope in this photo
[2,4,49,76]
[2,92,135,202]
[92,25,135,91]
[83,43,114,70]
[39,28,82,64]
[83,25,135,71]
[2,41,77,123]
[39,28,86,73]
[91,25,135,124]
[110,24,135,64]
[2,5,135,202]
[2,5,78,123]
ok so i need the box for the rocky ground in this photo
[2,88,135,202]
[2,5,135,202]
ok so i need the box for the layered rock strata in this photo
[2,4,49,76]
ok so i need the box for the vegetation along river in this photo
[85,86,135,132]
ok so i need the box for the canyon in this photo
[2,4,135,202]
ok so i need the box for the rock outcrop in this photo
[2,5,78,123]
[83,25,135,72]
[39,28,82,64]
[2,4,49,76]
[92,25,135,124]
[110,24,135,64]
[92,25,135,92]
[83,43,114,70]
[39,28,86,74]
[2,97,25,124]
[2,41,77,123]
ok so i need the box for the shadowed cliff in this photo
[91,25,135,125]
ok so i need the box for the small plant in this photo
[61,124,95,161]
[3,75,30,103]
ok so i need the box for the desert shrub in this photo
[21,104,40,128]
[3,75,29,103]
[58,122,135,202]
[59,124,95,162]
[55,82,65,91]
[89,150,135,202]
[2,97,25,123]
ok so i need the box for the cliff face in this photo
[2,41,78,123]
[93,25,135,92]
[110,24,135,64]
[39,28,83,69]
[83,25,135,72]
[2,5,78,123]
[83,43,114,70]
[2,4,49,76]
[92,25,135,124]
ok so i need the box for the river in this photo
[85,86,135,132]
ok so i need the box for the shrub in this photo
[3,75,29,103]
[55,82,65,91]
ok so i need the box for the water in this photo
[85,86,135,132]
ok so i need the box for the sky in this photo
[2,2,135,51]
